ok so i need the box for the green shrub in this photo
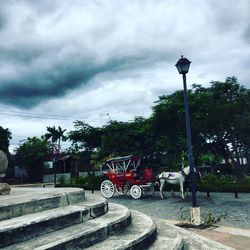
[70,176,87,186]
[202,211,227,227]
[56,174,106,190]
[58,176,66,185]
[244,176,250,184]
[177,207,227,228]
[203,173,220,186]
[198,173,250,192]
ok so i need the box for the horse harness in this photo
[163,172,178,181]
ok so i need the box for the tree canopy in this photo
[15,137,50,182]
[151,77,250,171]
[0,126,12,155]
[13,77,250,178]
[45,126,67,148]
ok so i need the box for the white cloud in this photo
[0,0,249,150]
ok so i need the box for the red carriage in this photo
[100,155,156,199]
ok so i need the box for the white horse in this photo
[158,166,197,199]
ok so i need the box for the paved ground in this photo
[88,190,250,249]
[103,191,250,229]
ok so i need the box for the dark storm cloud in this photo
[205,1,243,31]
[0,62,98,107]
[0,14,5,30]
[243,23,250,43]
[0,0,249,110]
[1,0,250,152]
[0,2,9,32]
[0,50,173,108]
[0,0,180,108]
[205,1,250,44]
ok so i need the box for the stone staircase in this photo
[0,187,233,250]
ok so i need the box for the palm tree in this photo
[45,126,67,184]
[57,126,67,148]
[45,126,59,145]
[45,126,67,147]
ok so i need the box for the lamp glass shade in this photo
[175,56,191,74]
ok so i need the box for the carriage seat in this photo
[115,173,125,178]
[135,167,153,181]
[133,167,144,180]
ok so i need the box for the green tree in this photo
[99,118,150,156]
[45,126,58,144]
[68,121,102,152]
[15,137,50,182]
[100,120,134,157]
[151,91,192,169]
[96,117,163,169]
[45,126,67,148]
[199,77,250,178]
[68,121,102,168]
[65,77,249,177]
[57,126,67,148]
[0,126,12,154]
[151,77,250,174]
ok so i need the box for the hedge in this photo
[56,174,106,190]
[197,174,250,193]
[56,173,250,193]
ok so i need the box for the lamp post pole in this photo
[175,56,200,225]
[182,73,197,207]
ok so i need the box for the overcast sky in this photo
[0,0,250,152]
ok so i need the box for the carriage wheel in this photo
[130,185,142,199]
[116,184,129,195]
[144,186,155,196]
[100,180,115,198]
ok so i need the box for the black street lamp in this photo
[175,55,198,208]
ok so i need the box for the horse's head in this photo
[182,166,203,182]
[182,165,199,175]
[182,166,191,176]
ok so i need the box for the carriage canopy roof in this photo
[105,155,141,164]
[102,155,142,173]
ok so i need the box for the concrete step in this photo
[2,203,131,250]
[86,210,157,250]
[0,187,85,221]
[0,193,107,248]
[175,225,235,250]
[83,193,108,219]
[149,219,234,250]
[148,219,183,250]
